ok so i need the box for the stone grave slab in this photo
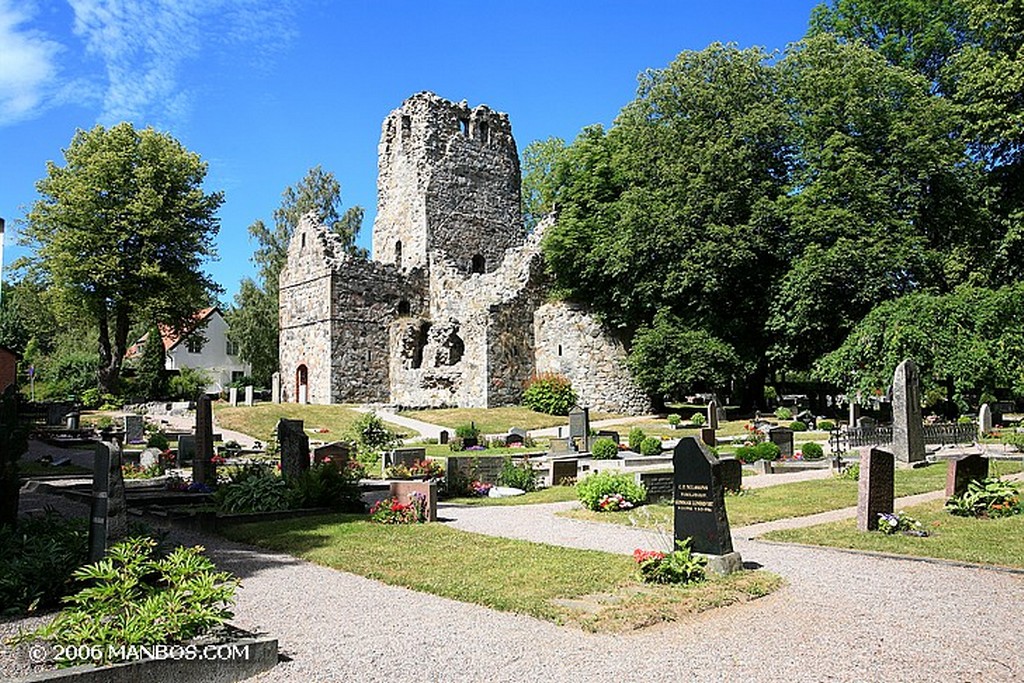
[700,427,716,447]
[277,418,310,481]
[892,359,925,464]
[978,404,993,436]
[245,385,254,406]
[389,480,437,521]
[193,395,215,485]
[313,441,352,470]
[123,414,144,444]
[672,437,738,566]
[707,399,719,430]
[551,459,578,486]
[568,405,590,440]
[945,453,989,498]
[857,448,894,531]
[720,457,742,493]
[385,447,426,470]
[229,387,238,407]
[271,372,281,404]
[88,440,128,563]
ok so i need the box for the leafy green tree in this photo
[21,123,222,394]
[521,137,566,232]
[229,166,364,386]
[134,325,168,399]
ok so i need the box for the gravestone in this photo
[439,430,449,445]
[123,414,144,444]
[945,453,989,498]
[447,456,504,488]
[767,426,794,459]
[596,430,620,444]
[140,447,162,469]
[313,441,352,470]
[751,459,772,475]
[384,447,426,470]
[796,410,816,430]
[978,403,993,436]
[389,480,437,522]
[192,395,215,485]
[88,440,128,563]
[505,427,527,447]
[848,400,861,426]
[245,385,254,406]
[991,401,1015,425]
[551,459,578,486]
[857,448,894,531]
[891,359,925,464]
[857,416,877,429]
[229,387,238,407]
[65,412,80,430]
[707,399,719,430]
[568,405,590,441]
[177,434,196,466]
[719,457,742,493]
[672,437,741,574]
[277,418,310,481]
[47,402,73,426]
[700,427,717,447]
[271,372,281,404]
[549,437,572,455]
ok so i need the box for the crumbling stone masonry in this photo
[279,91,651,414]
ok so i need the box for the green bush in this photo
[790,420,807,432]
[774,407,793,420]
[13,538,237,665]
[1002,431,1024,451]
[522,373,577,415]
[349,412,401,467]
[498,457,536,492]
[639,436,663,456]
[0,512,89,615]
[666,414,681,427]
[215,471,289,513]
[836,462,860,481]
[628,427,646,453]
[945,477,1021,518]
[577,471,647,511]
[690,412,706,427]
[956,415,974,425]
[801,442,824,460]
[287,463,365,512]
[146,431,169,450]
[168,366,210,399]
[634,538,706,585]
[455,423,480,440]
[817,419,835,431]
[735,441,781,462]
[590,437,619,460]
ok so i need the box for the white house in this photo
[129,307,250,394]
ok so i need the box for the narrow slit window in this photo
[459,118,469,136]
[471,254,485,274]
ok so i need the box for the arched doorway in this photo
[295,364,308,404]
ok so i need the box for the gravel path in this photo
[6,484,1024,682]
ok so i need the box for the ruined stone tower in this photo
[372,92,523,275]
[279,92,651,414]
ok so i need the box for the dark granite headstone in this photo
[767,426,794,459]
[568,405,590,440]
[549,437,572,454]
[123,414,144,444]
[278,418,310,481]
[505,432,525,447]
[857,448,894,531]
[700,427,717,447]
[596,430,620,444]
[384,447,426,470]
[945,453,989,498]
[673,437,734,556]
[313,441,352,470]
[551,459,578,486]
[177,434,196,467]
[720,457,742,493]
[438,430,449,445]
[192,395,215,485]
[88,440,128,563]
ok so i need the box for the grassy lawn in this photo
[561,461,1024,529]
[398,407,623,434]
[213,403,368,442]
[222,514,783,631]
[444,486,578,506]
[762,499,1024,568]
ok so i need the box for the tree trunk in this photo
[97,306,131,394]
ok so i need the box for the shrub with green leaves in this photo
[639,436,663,456]
[836,462,860,481]
[168,366,211,399]
[735,441,780,462]
[774,407,793,420]
[146,431,169,450]
[590,437,619,460]
[666,414,681,427]
[817,419,835,431]
[287,463,365,512]
[0,512,89,615]
[633,538,706,585]
[498,457,536,492]
[215,470,289,513]
[801,442,824,460]
[455,423,480,440]
[349,412,401,467]
[690,412,706,427]
[628,427,646,453]
[945,477,1021,518]
[790,420,807,432]
[13,538,237,665]
[522,373,577,415]
[577,471,647,511]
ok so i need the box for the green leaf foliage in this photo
[577,471,647,511]
[522,373,577,416]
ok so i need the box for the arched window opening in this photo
[295,364,308,404]
[398,300,411,316]
[471,254,485,274]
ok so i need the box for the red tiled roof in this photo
[125,307,219,358]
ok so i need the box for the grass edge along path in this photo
[222,514,783,632]
[761,499,1024,569]
[561,461,1024,529]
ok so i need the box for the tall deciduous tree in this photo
[521,137,566,232]
[228,166,364,385]
[22,123,222,394]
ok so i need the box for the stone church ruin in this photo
[278,92,650,414]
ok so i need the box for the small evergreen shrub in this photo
[690,412,706,427]
[666,414,681,427]
[801,442,824,460]
[628,427,646,453]
[817,419,835,431]
[0,512,89,614]
[577,471,647,511]
[956,415,974,425]
[735,441,781,462]
[774,407,793,420]
[639,436,663,456]
[455,423,480,440]
[498,457,536,492]
[590,437,619,460]
[146,431,170,451]
[522,373,577,415]
[790,420,807,432]
[168,367,211,400]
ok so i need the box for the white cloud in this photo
[0,0,62,125]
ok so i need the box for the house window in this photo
[231,370,245,384]
[226,339,240,356]
[187,337,204,354]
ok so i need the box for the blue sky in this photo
[0,0,820,303]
